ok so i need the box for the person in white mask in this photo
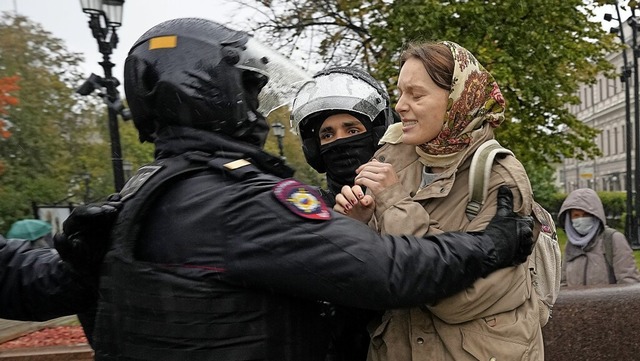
[558,188,640,286]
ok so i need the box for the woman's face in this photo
[395,57,449,146]
[570,209,589,219]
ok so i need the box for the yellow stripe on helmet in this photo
[149,36,177,50]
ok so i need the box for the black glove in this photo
[482,185,535,268]
[54,201,122,275]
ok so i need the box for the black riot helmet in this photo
[290,66,396,173]
[124,18,276,146]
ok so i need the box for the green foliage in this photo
[378,0,617,165]
[265,107,325,187]
[247,0,622,194]
[0,14,95,232]
[0,14,153,234]
[540,192,570,219]
[523,160,559,207]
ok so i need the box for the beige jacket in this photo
[367,127,544,361]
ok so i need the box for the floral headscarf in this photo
[416,41,506,167]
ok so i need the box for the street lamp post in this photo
[629,8,640,248]
[271,122,286,160]
[122,160,133,181]
[606,6,636,244]
[79,0,126,192]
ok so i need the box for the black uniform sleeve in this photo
[221,179,501,310]
[0,236,97,321]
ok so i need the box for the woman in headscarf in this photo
[558,187,640,286]
[335,41,543,360]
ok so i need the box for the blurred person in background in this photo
[559,188,640,286]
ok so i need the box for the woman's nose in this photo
[395,95,407,113]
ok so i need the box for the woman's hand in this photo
[334,185,375,223]
[354,159,399,195]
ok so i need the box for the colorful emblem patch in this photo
[273,179,331,220]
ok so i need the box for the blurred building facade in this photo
[558,20,635,194]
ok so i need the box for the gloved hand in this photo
[54,201,122,275]
[482,185,535,268]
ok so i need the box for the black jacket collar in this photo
[153,126,294,179]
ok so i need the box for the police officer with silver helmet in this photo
[290,67,395,360]
[59,17,534,361]
[291,66,397,205]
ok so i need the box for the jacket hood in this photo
[558,188,606,226]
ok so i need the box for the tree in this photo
[241,0,623,191]
[0,75,19,139]
[265,107,325,187]
[0,14,150,233]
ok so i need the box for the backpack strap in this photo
[602,227,617,284]
[467,139,514,219]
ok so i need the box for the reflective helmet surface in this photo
[289,67,395,172]
[124,18,271,143]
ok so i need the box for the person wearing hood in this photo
[7,219,53,248]
[558,188,640,286]
[335,41,543,360]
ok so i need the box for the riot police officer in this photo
[60,18,533,361]
[289,66,394,360]
[290,66,397,206]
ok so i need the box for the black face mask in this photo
[320,132,377,194]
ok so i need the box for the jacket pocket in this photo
[368,310,418,361]
[461,328,529,361]
[369,311,392,350]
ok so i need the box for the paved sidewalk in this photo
[0,344,94,360]
[0,316,79,344]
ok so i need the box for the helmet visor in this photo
[238,37,312,117]
[290,72,386,135]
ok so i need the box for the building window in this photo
[583,87,588,108]
[615,127,619,154]
[607,129,611,156]
[599,78,604,102]
[598,132,603,155]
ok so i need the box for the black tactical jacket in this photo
[0,236,96,321]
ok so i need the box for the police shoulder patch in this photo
[273,179,331,220]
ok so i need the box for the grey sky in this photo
[0,0,264,82]
[0,0,625,89]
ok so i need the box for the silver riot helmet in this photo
[124,18,310,146]
[289,66,395,172]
